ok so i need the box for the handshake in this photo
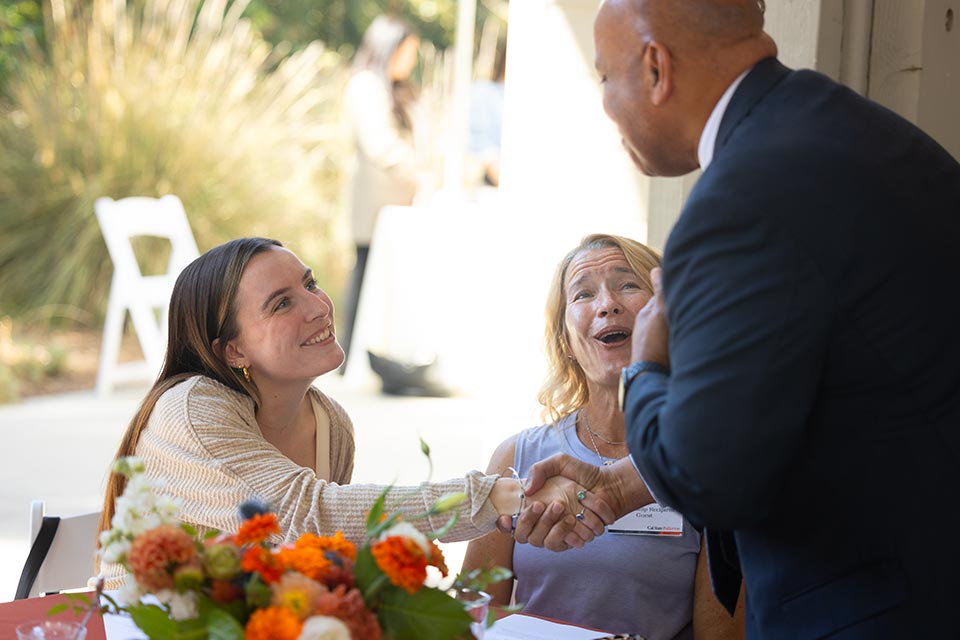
[494,454,652,551]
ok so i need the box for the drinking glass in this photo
[448,587,492,639]
[15,620,87,640]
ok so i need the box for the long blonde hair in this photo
[98,238,281,537]
[537,234,661,423]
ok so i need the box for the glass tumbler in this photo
[448,587,492,639]
[15,620,87,640]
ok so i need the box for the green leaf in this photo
[365,485,393,535]
[368,512,401,540]
[197,593,247,628]
[244,574,272,610]
[205,608,245,640]
[203,530,220,540]
[65,593,92,607]
[354,547,390,605]
[454,566,512,592]
[46,603,70,616]
[127,604,180,639]
[172,618,208,640]
[180,523,198,537]
[377,586,472,640]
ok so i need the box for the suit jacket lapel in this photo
[715,57,791,156]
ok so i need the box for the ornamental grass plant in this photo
[0,0,350,324]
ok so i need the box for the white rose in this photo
[155,589,198,621]
[298,616,351,640]
[115,575,143,606]
[100,537,130,564]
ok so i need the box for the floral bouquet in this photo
[92,457,495,639]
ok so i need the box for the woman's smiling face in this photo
[225,246,343,384]
[563,247,652,389]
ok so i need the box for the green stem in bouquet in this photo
[362,572,390,604]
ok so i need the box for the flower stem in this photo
[362,573,389,604]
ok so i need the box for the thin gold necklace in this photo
[579,410,626,466]
[581,408,627,445]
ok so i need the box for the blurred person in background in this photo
[463,234,743,639]
[467,35,506,188]
[339,15,423,368]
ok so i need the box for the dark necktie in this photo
[705,528,743,615]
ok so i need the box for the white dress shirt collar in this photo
[697,68,751,171]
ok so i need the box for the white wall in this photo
[500,0,647,250]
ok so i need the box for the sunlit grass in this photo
[0,0,350,324]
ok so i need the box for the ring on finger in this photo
[576,507,586,521]
[577,490,586,501]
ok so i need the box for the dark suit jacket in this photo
[625,57,960,639]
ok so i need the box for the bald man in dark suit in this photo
[516,1,960,637]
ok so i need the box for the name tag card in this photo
[608,503,683,536]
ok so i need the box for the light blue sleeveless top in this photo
[512,412,701,639]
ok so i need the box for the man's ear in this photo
[646,41,673,106]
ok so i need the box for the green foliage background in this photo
[0,0,504,330]
[0,0,351,324]
[0,1,43,95]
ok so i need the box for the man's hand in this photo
[633,266,670,365]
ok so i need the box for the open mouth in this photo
[596,328,630,345]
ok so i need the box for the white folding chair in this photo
[17,501,101,599]
[94,195,199,395]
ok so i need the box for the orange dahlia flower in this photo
[277,546,330,582]
[127,524,197,591]
[244,606,303,640]
[370,535,428,594]
[427,540,449,576]
[235,512,280,545]
[241,546,284,584]
[295,531,357,561]
[314,584,382,640]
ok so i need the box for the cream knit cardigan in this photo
[101,376,498,583]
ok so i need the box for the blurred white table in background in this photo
[343,195,566,401]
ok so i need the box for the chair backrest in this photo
[94,195,199,394]
[22,501,101,598]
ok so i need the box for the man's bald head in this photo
[637,0,767,55]
[594,0,776,176]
